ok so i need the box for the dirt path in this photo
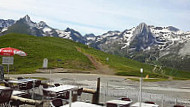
[76,47,114,75]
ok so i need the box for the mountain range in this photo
[1,15,190,71]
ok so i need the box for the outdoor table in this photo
[19,78,37,82]
[131,102,159,107]
[43,85,78,93]
[60,101,103,107]
[106,99,132,107]
[12,90,25,96]
[8,80,27,84]
[0,85,10,89]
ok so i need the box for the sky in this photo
[0,0,190,35]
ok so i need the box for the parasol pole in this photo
[7,64,9,79]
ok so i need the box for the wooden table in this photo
[106,100,132,107]
[131,102,159,107]
[43,85,78,93]
[60,101,103,107]
[0,85,10,89]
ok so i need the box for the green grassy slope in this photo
[0,33,190,79]
[0,33,94,73]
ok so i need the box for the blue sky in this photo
[0,0,190,35]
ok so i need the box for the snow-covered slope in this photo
[0,19,15,32]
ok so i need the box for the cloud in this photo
[0,0,190,34]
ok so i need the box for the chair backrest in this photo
[17,77,24,80]
[0,89,13,104]
[120,97,131,101]
[61,91,69,99]
[26,81,33,90]
[54,83,60,87]
[144,101,156,104]
[35,80,41,87]
[19,83,28,90]
[43,89,49,96]
[106,103,117,107]
[51,98,63,107]
[4,81,10,87]
[77,88,83,96]
[43,84,48,88]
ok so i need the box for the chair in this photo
[0,89,13,107]
[19,83,27,90]
[35,80,41,87]
[4,81,10,87]
[50,98,64,107]
[144,101,156,104]
[106,103,117,107]
[77,88,83,96]
[17,77,24,80]
[42,84,48,88]
[57,91,70,99]
[26,81,33,90]
[54,83,60,87]
[120,97,131,101]
[43,89,57,100]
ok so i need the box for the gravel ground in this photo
[8,73,190,107]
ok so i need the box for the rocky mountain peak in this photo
[167,26,179,32]
[84,33,96,37]
[22,15,31,23]
[38,21,48,27]
[133,22,150,35]
[130,22,155,51]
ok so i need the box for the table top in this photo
[106,100,132,105]
[12,90,25,96]
[60,101,103,107]
[43,85,78,93]
[19,78,37,82]
[131,102,159,107]
[0,85,10,89]
[8,78,38,84]
[8,80,26,84]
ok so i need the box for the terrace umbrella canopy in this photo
[0,47,27,56]
[0,47,27,78]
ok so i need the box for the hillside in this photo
[0,33,190,79]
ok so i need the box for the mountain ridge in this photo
[1,15,190,71]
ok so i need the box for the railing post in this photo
[92,77,100,104]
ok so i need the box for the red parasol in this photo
[0,47,27,56]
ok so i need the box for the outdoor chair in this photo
[42,84,48,88]
[35,80,41,87]
[4,81,18,90]
[54,83,60,87]
[50,98,64,107]
[120,97,131,101]
[26,81,33,90]
[4,81,11,87]
[57,91,70,99]
[17,77,24,80]
[106,103,117,107]
[43,89,57,100]
[19,81,33,91]
[144,101,156,104]
[0,89,13,107]
[77,88,83,96]
[19,83,27,90]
